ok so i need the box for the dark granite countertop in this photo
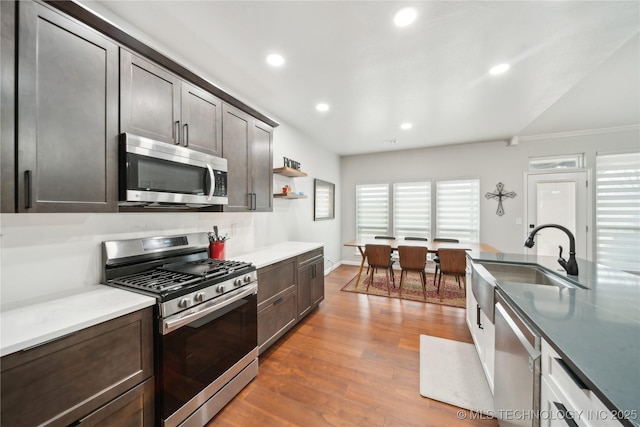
[468,251,640,427]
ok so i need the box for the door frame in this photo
[523,169,593,261]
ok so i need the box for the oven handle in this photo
[162,283,257,335]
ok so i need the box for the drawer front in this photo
[1,308,153,427]
[541,340,622,427]
[79,378,154,427]
[257,258,295,305]
[258,288,297,353]
[296,248,324,267]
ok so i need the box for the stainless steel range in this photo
[102,233,258,427]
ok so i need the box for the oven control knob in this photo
[194,292,205,302]
[234,278,242,287]
[244,275,252,283]
[216,285,225,294]
[178,298,191,308]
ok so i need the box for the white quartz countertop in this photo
[1,286,155,357]
[233,241,324,269]
[0,241,323,357]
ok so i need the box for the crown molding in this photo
[518,124,640,142]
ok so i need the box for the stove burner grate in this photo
[111,269,201,292]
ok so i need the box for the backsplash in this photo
[0,212,258,307]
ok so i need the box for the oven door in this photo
[119,133,228,206]
[159,284,257,426]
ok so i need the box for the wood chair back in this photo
[365,244,392,269]
[437,248,466,275]
[398,246,428,270]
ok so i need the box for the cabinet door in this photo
[120,49,181,145]
[181,82,222,156]
[311,258,325,306]
[252,119,273,212]
[222,103,252,210]
[78,378,154,427]
[17,1,119,212]
[297,262,313,318]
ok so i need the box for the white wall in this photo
[0,119,341,307]
[340,127,640,264]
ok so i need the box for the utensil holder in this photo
[209,241,225,260]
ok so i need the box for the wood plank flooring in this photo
[210,265,498,426]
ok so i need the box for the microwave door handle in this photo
[206,163,215,200]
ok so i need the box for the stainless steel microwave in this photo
[119,133,228,206]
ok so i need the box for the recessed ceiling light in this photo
[489,63,510,75]
[400,123,412,130]
[266,54,285,67]
[316,103,330,112]
[394,7,417,27]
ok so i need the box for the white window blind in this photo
[596,152,640,273]
[393,181,431,239]
[435,179,480,243]
[356,183,390,238]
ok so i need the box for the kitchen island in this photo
[468,251,640,427]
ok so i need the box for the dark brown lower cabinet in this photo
[257,248,325,354]
[1,307,154,427]
[257,258,297,354]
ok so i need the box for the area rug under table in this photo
[341,271,466,308]
[419,335,495,416]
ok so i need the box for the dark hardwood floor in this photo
[210,265,498,426]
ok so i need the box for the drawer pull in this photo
[273,297,283,306]
[555,357,589,390]
[553,402,579,427]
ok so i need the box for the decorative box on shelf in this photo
[273,167,308,178]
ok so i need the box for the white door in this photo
[526,171,590,260]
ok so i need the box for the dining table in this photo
[343,237,499,289]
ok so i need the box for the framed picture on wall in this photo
[314,179,335,221]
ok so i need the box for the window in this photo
[435,179,480,243]
[595,152,640,273]
[529,154,584,170]
[393,181,431,239]
[356,183,390,238]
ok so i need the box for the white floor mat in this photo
[419,334,495,416]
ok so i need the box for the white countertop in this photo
[0,241,323,357]
[0,286,155,357]
[234,241,324,269]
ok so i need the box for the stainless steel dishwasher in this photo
[494,291,541,427]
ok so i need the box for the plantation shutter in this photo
[393,181,431,239]
[356,183,390,238]
[596,152,640,273]
[435,179,480,243]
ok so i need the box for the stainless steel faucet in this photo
[524,224,579,276]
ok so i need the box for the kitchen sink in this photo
[477,262,580,288]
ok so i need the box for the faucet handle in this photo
[557,245,568,270]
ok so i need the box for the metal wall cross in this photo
[485,182,516,216]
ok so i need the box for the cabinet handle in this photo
[273,297,283,306]
[476,304,483,329]
[555,357,589,390]
[553,402,579,427]
[174,121,181,145]
[24,170,32,209]
[183,123,189,147]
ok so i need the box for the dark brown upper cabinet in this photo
[15,1,119,212]
[120,50,222,157]
[222,103,273,212]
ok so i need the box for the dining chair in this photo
[432,238,460,282]
[368,236,397,273]
[364,244,395,294]
[398,245,428,299]
[436,248,467,294]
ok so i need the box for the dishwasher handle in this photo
[496,301,540,361]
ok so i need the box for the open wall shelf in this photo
[273,167,308,177]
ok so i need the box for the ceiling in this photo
[82,1,639,156]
